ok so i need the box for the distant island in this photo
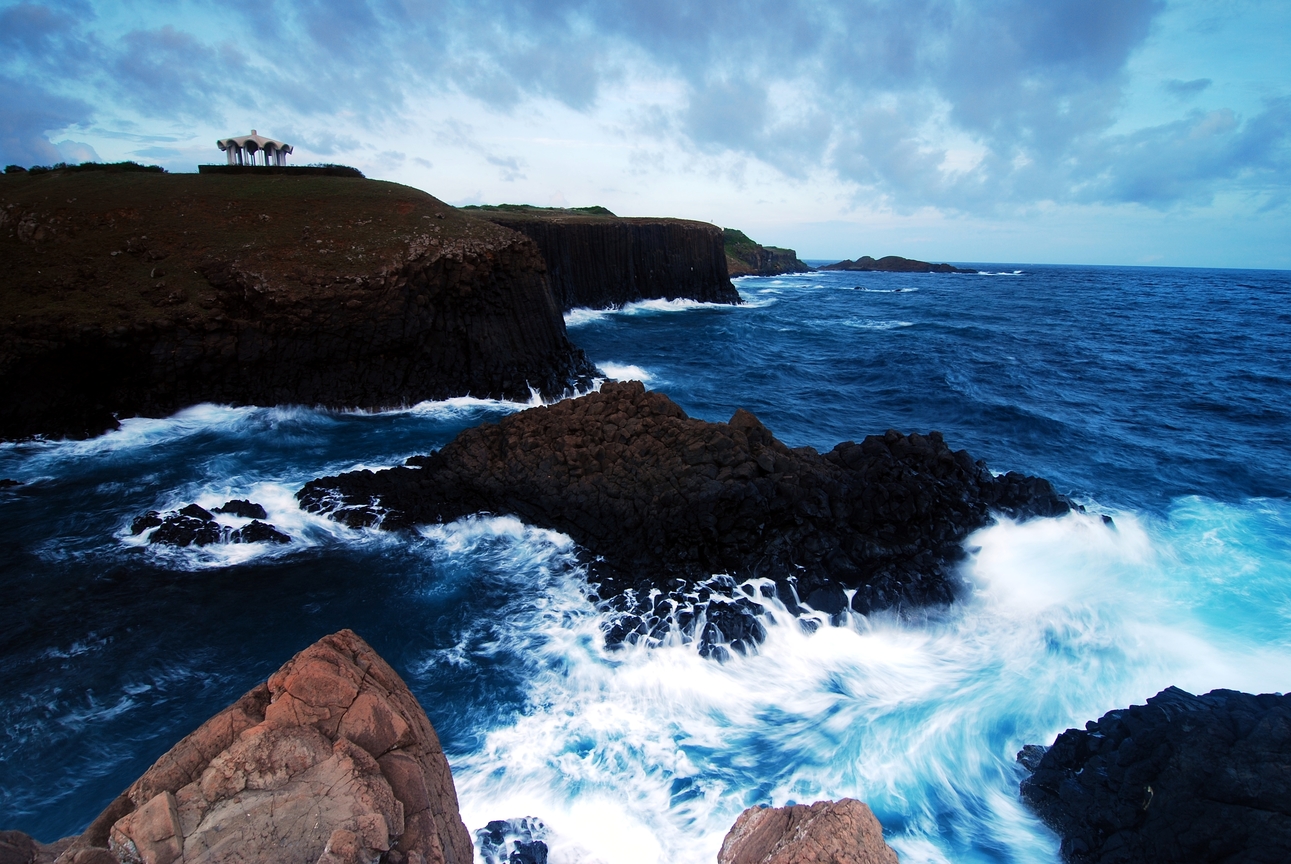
[822,255,976,274]
[723,228,812,276]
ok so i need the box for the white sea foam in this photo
[598,363,655,383]
[116,479,404,570]
[437,500,1291,864]
[567,297,771,328]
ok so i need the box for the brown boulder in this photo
[718,800,899,864]
[49,630,470,864]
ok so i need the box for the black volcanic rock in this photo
[468,206,741,310]
[298,382,1070,650]
[821,255,975,274]
[1019,686,1291,863]
[212,499,268,519]
[131,502,290,547]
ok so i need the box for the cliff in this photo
[0,170,595,441]
[723,229,812,277]
[821,255,975,274]
[298,381,1071,656]
[464,205,740,310]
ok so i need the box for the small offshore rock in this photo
[0,478,21,489]
[212,499,268,520]
[476,817,549,864]
[718,799,898,864]
[1019,686,1291,863]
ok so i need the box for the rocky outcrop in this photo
[41,629,472,864]
[821,256,974,274]
[298,381,1071,652]
[468,206,740,310]
[723,229,812,277]
[0,171,595,441]
[131,500,290,547]
[718,800,898,864]
[1019,686,1291,863]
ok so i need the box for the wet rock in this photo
[230,520,290,544]
[149,513,224,547]
[0,478,21,489]
[300,381,1071,647]
[47,629,473,864]
[1019,686,1291,863]
[132,503,291,547]
[475,818,548,864]
[718,799,898,864]
[212,499,267,520]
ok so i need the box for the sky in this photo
[2,0,1289,268]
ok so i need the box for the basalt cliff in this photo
[464,205,740,310]
[0,169,595,441]
[298,381,1071,655]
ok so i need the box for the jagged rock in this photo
[471,208,740,310]
[718,799,898,864]
[475,818,548,864]
[48,629,472,864]
[0,172,595,441]
[298,381,1070,650]
[820,255,974,274]
[1019,686,1291,863]
[131,503,290,547]
[230,520,290,544]
[212,500,267,520]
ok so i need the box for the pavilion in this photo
[216,130,293,166]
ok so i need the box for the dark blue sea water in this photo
[1,264,1289,863]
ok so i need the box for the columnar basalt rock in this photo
[298,381,1071,650]
[1019,686,1291,863]
[473,210,741,310]
[718,799,899,864]
[44,629,472,864]
[0,172,595,440]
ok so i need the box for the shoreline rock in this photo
[0,172,595,441]
[1019,686,1291,863]
[718,799,898,864]
[23,629,472,864]
[298,381,1071,652]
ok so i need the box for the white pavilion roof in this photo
[217,130,292,153]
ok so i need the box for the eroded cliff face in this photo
[0,171,595,440]
[723,229,812,277]
[474,211,740,310]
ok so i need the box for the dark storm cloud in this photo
[3,0,1287,209]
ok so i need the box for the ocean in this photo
[1,264,1289,863]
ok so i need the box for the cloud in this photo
[55,139,100,162]
[2,0,1287,212]
[1164,77,1213,99]
[0,75,93,165]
